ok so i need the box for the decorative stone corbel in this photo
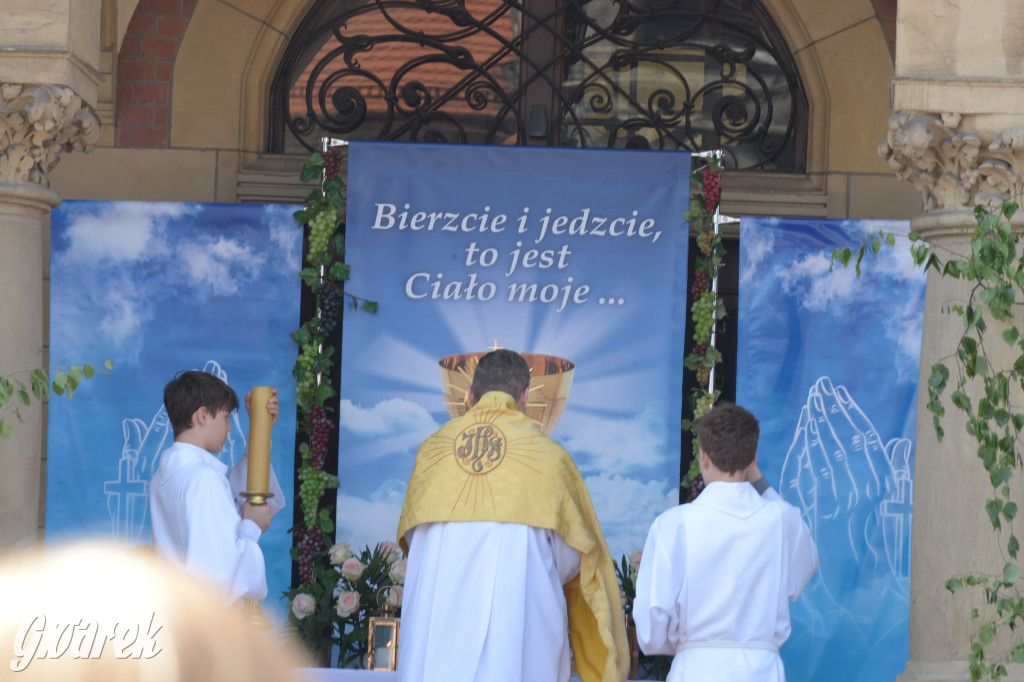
[0,83,100,188]
[880,112,1024,214]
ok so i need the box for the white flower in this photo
[341,557,365,582]
[380,541,402,564]
[386,586,403,608]
[292,593,316,620]
[329,542,353,566]
[388,559,407,585]
[336,590,360,618]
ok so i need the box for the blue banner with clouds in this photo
[47,201,302,621]
[338,141,690,561]
[737,217,925,682]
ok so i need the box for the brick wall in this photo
[115,0,199,147]
[872,0,897,59]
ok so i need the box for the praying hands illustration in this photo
[106,360,247,542]
[780,377,913,611]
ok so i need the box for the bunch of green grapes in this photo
[691,291,716,344]
[697,229,716,256]
[693,391,716,421]
[307,209,339,261]
[299,465,330,528]
[295,341,319,404]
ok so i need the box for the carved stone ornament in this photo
[0,83,100,187]
[880,111,1024,213]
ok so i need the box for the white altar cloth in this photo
[296,669,631,682]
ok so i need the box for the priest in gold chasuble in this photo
[397,349,629,682]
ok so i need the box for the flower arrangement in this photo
[285,540,406,667]
[680,156,726,500]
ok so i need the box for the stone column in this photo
[884,0,1024,679]
[0,2,101,549]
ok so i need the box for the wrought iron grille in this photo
[270,0,807,170]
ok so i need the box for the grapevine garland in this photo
[284,145,376,660]
[680,157,725,500]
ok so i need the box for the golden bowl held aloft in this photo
[439,351,575,436]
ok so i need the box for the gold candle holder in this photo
[241,385,275,506]
[438,351,575,435]
[240,386,274,628]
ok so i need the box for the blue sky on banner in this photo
[737,217,925,682]
[47,201,302,622]
[337,142,690,561]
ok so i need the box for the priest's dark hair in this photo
[164,369,240,437]
[471,349,531,401]
[697,402,760,474]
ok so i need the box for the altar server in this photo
[150,370,284,605]
[396,349,628,682]
[633,403,819,682]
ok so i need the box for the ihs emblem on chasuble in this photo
[455,423,506,475]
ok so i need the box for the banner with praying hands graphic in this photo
[46,201,302,624]
[737,217,925,682]
[337,141,691,562]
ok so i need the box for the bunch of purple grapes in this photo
[296,527,324,585]
[690,270,709,300]
[324,148,343,181]
[308,404,334,470]
[689,474,706,501]
[318,285,344,339]
[701,170,722,211]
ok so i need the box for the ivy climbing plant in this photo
[680,156,725,499]
[0,360,114,438]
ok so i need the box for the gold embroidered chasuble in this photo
[397,391,628,682]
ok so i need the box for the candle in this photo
[246,386,274,497]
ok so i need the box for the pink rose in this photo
[329,542,353,566]
[388,559,407,585]
[380,541,402,564]
[341,557,365,582]
[292,593,316,620]
[336,590,360,618]
[386,586,403,608]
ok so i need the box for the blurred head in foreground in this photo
[0,542,309,681]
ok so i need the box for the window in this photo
[270,0,807,170]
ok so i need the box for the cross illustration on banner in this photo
[104,454,148,542]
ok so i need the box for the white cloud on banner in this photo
[336,480,408,550]
[51,203,299,364]
[739,221,777,285]
[561,405,669,474]
[178,237,266,298]
[339,398,438,439]
[584,473,676,560]
[60,202,201,263]
[764,223,924,382]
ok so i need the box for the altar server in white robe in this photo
[633,403,818,682]
[396,349,629,682]
[150,370,285,605]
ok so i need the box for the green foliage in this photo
[681,157,725,496]
[0,360,113,438]
[287,146,379,665]
[850,201,1024,681]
